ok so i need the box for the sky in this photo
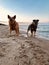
[0,0,49,24]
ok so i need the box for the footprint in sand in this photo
[0,52,5,57]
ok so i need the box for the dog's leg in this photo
[31,29,33,37]
[15,30,17,36]
[15,28,19,36]
[15,25,19,36]
[34,31,36,37]
[17,29,19,36]
[31,32,33,37]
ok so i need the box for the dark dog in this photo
[27,19,39,37]
[8,15,19,36]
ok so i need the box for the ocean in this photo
[19,22,49,40]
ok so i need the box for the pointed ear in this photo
[33,20,36,22]
[13,15,16,19]
[8,15,11,19]
[37,19,39,22]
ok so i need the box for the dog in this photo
[27,19,39,37]
[8,15,19,36]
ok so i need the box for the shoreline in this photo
[0,23,49,40]
[20,29,49,41]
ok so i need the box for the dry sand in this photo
[0,25,49,65]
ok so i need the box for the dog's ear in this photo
[33,20,35,22]
[37,19,39,22]
[8,15,11,19]
[13,15,16,19]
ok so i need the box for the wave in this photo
[37,30,49,32]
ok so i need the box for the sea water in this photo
[19,22,49,40]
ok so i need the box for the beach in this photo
[0,25,49,65]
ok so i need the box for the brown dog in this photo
[8,15,19,36]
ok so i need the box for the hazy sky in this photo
[0,0,49,23]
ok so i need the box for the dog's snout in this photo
[10,18,13,21]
